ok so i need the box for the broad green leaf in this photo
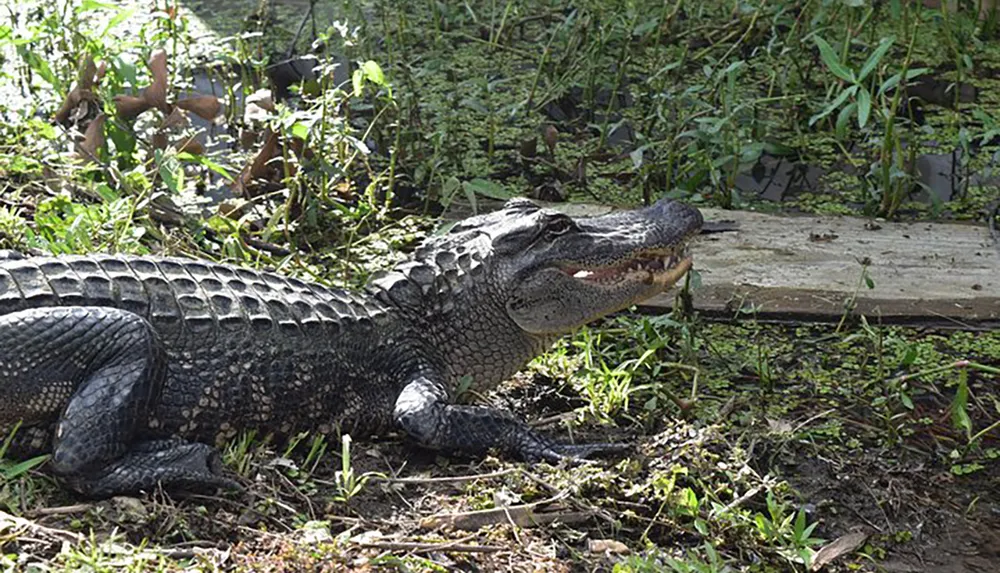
[362,60,385,85]
[857,87,872,128]
[440,176,461,206]
[629,147,644,169]
[177,153,233,181]
[2,454,49,479]
[858,36,894,82]
[290,121,310,140]
[22,50,59,88]
[352,68,364,96]
[80,0,117,10]
[951,369,973,438]
[809,85,857,126]
[813,36,855,83]
[835,101,857,138]
[462,182,479,215]
[462,178,514,200]
[878,67,930,95]
[762,142,797,156]
[102,7,135,36]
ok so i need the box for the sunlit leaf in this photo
[857,87,872,128]
[362,60,385,85]
[462,178,514,200]
[858,36,894,82]
[813,36,854,83]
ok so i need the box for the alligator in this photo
[0,197,702,497]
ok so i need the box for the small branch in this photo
[419,492,598,531]
[359,540,504,554]
[24,503,94,518]
[379,468,516,485]
[0,510,85,544]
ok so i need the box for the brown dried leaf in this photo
[76,113,107,162]
[78,56,97,88]
[175,137,204,156]
[151,131,169,150]
[160,107,188,130]
[54,56,99,123]
[232,131,282,198]
[810,531,868,571]
[143,49,169,112]
[543,124,558,156]
[176,95,221,121]
[114,94,151,120]
[244,89,275,123]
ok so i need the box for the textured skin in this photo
[0,198,703,496]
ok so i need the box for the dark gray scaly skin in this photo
[0,198,703,497]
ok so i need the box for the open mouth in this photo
[559,245,693,288]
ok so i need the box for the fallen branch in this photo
[24,503,94,518]
[359,540,504,554]
[0,509,85,544]
[419,493,595,531]
[379,468,515,485]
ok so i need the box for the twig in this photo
[419,491,598,531]
[379,468,516,484]
[0,509,85,543]
[286,0,316,58]
[359,540,504,554]
[25,503,94,518]
[709,483,765,519]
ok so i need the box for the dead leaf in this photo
[143,49,169,113]
[588,539,629,555]
[244,89,275,123]
[75,113,106,162]
[543,124,558,157]
[174,136,204,156]
[766,418,793,434]
[54,55,99,124]
[160,107,188,130]
[176,95,221,121]
[114,94,150,120]
[420,498,594,531]
[810,531,868,571]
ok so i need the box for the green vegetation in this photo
[0,0,997,570]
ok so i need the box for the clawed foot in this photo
[68,441,240,497]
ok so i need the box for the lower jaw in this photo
[651,256,693,287]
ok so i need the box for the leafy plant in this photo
[333,434,376,503]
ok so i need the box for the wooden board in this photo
[644,208,999,329]
[524,202,999,329]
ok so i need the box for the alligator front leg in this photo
[394,376,623,462]
[0,306,235,497]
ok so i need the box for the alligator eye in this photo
[545,215,576,236]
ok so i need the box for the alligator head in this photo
[371,197,703,387]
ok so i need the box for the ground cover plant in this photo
[0,0,997,570]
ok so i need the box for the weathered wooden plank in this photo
[641,208,999,328]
